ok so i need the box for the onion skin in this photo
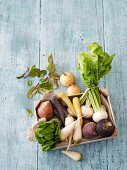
[37,101,53,120]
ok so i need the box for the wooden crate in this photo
[34,89,118,150]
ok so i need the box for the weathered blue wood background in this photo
[0,0,127,170]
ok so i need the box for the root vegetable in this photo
[65,115,74,126]
[60,72,75,87]
[81,105,94,118]
[50,96,66,124]
[73,119,82,143]
[82,122,98,139]
[67,108,75,117]
[58,92,77,116]
[96,119,115,137]
[72,97,82,143]
[37,101,53,120]
[65,115,74,150]
[62,150,82,161]
[67,85,81,95]
[60,120,77,141]
[92,107,108,123]
[72,97,83,125]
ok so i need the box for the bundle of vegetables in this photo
[34,118,61,151]
[78,42,115,122]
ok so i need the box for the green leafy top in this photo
[46,54,60,89]
[34,118,61,151]
[17,55,59,99]
[78,42,115,87]
[16,65,47,79]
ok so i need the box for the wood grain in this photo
[0,0,127,170]
[0,0,40,170]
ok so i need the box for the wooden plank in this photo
[0,0,40,170]
[103,0,127,169]
[38,1,108,170]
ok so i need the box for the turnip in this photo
[62,150,82,161]
[92,107,108,122]
[77,42,114,124]
[81,105,94,118]
[67,85,81,95]
[60,72,75,87]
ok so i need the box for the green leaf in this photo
[78,42,115,87]
[48,54,53,64]
[34,118,61,151]
[48,72,60,80]
[47,63,55,73]
[27,80,32,86]
[26,108,33,117]
[16,68,29,79]
[39,70,47,77]
[27,85,39,99]
[29,65,40,77]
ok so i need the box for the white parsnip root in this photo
[72,97,82,143]
[65,115,74,150]
[62,150,82,161]
[60,120,76,141]
[58,92,77,116]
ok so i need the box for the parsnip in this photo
[60,120,76,141]
[62,150,82,161]
[72,97,83,125]
[58,92,77,116]
[65,115,74,150]
[73,119,82,143]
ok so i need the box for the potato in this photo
[37,101,53,120]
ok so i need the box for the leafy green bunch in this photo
[78,42,115,107]
[35,118,61,151]
[78,42,115,88]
